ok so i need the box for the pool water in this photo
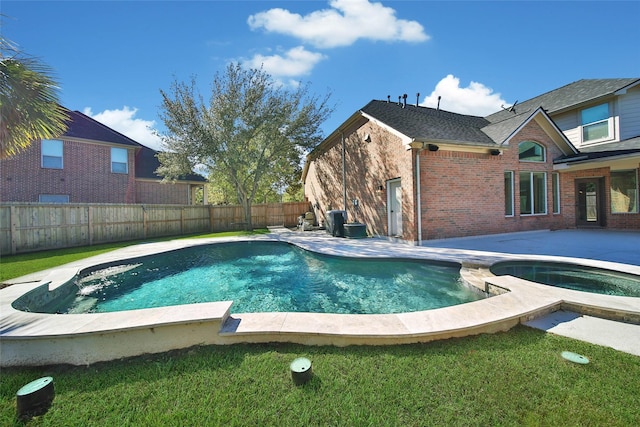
[58,241,484,315]
[490,261,640,297]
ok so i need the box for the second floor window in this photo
[41,139,63,169]
[111,147,128,174]
[581,103,612,143]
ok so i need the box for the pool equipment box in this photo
[325,210,347,237]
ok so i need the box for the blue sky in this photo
[3,0,639,151]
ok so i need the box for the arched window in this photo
[518,141,545,162]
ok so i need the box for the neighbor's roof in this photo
[135,146,206,182]
[62,109,141,148]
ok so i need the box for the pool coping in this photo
[2,230,639,366]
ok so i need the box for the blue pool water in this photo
[55,241,484,315]
[491,261,640,297]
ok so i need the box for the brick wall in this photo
[421,119,572,239]
[1,139,197,205]
[136,180,192,205]
[562,163,640,230]
[305,118,417,241]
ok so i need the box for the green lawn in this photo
[1,328,639,426]
[1,229,638,425]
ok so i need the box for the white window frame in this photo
[552,173,560,214]
[519,171,547,215]
[580,103,614,144]
[504,171,514,217]
[111,147,128,174]
[41,139,63,169]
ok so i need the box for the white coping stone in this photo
[1,231,639,366]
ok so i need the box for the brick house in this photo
[303,79,640,243]
[1,109,206,204]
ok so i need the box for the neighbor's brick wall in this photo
[1,139,135,203]
[1,139,195,205]
[136,180,191,205]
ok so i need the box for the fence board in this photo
[1,201,311,255]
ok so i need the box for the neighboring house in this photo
[303,79,640,243]
[1,109,207,204]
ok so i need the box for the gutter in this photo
[416,146,424,245]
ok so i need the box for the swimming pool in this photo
[14,241,486,315]
[490,261,640,297]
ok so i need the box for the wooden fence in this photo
[0,201,310,255]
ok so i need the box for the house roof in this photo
[555,136,640,164]
[485,78,640,124]
[135,146,206,182]
[360,100,495,146]
[62,109,141,148]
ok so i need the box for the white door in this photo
[388,179,402,236]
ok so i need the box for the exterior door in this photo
[388,179,402,236]
[576,178,604,227]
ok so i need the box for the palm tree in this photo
[0,35,68,158]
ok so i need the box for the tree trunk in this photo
[241,198,253,231]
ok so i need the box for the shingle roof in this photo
[62,109,141,147]
[485,78,640,124]
[135,146,206,182]
[360,100,496,145]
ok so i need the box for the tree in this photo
[0,35,68,158]
[157,63,332,229]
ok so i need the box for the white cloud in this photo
[421,75,508,116]
[83,106,163,151]
[243,46,327,84]
[248,0,429,49]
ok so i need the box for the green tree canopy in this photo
[157,63,333,228]
[0,35,68,158]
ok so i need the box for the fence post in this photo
[88,206,93,246]
[143,206,148,239]
[209,205,214,232]
[10,205,17,255]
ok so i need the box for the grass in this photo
[1,228,638,425]
[1,327,639,426]
[0,229,270,284]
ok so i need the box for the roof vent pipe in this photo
[398,96,401,106]
[387,95,391,103]
[437,96,441,111]
[416,93,420,107]
[402,93,407,108]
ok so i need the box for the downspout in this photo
[341,132,347,211]
[416,147,424,245]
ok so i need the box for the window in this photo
[111,147,128,173]
[518,141,545,162]
[552,173,560,214]
[504,171,514,216]
[39,194,69,203]
[41,139,63,169]
[520,172,547,215]
[610,170,638,213]
[581,103,612,143]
